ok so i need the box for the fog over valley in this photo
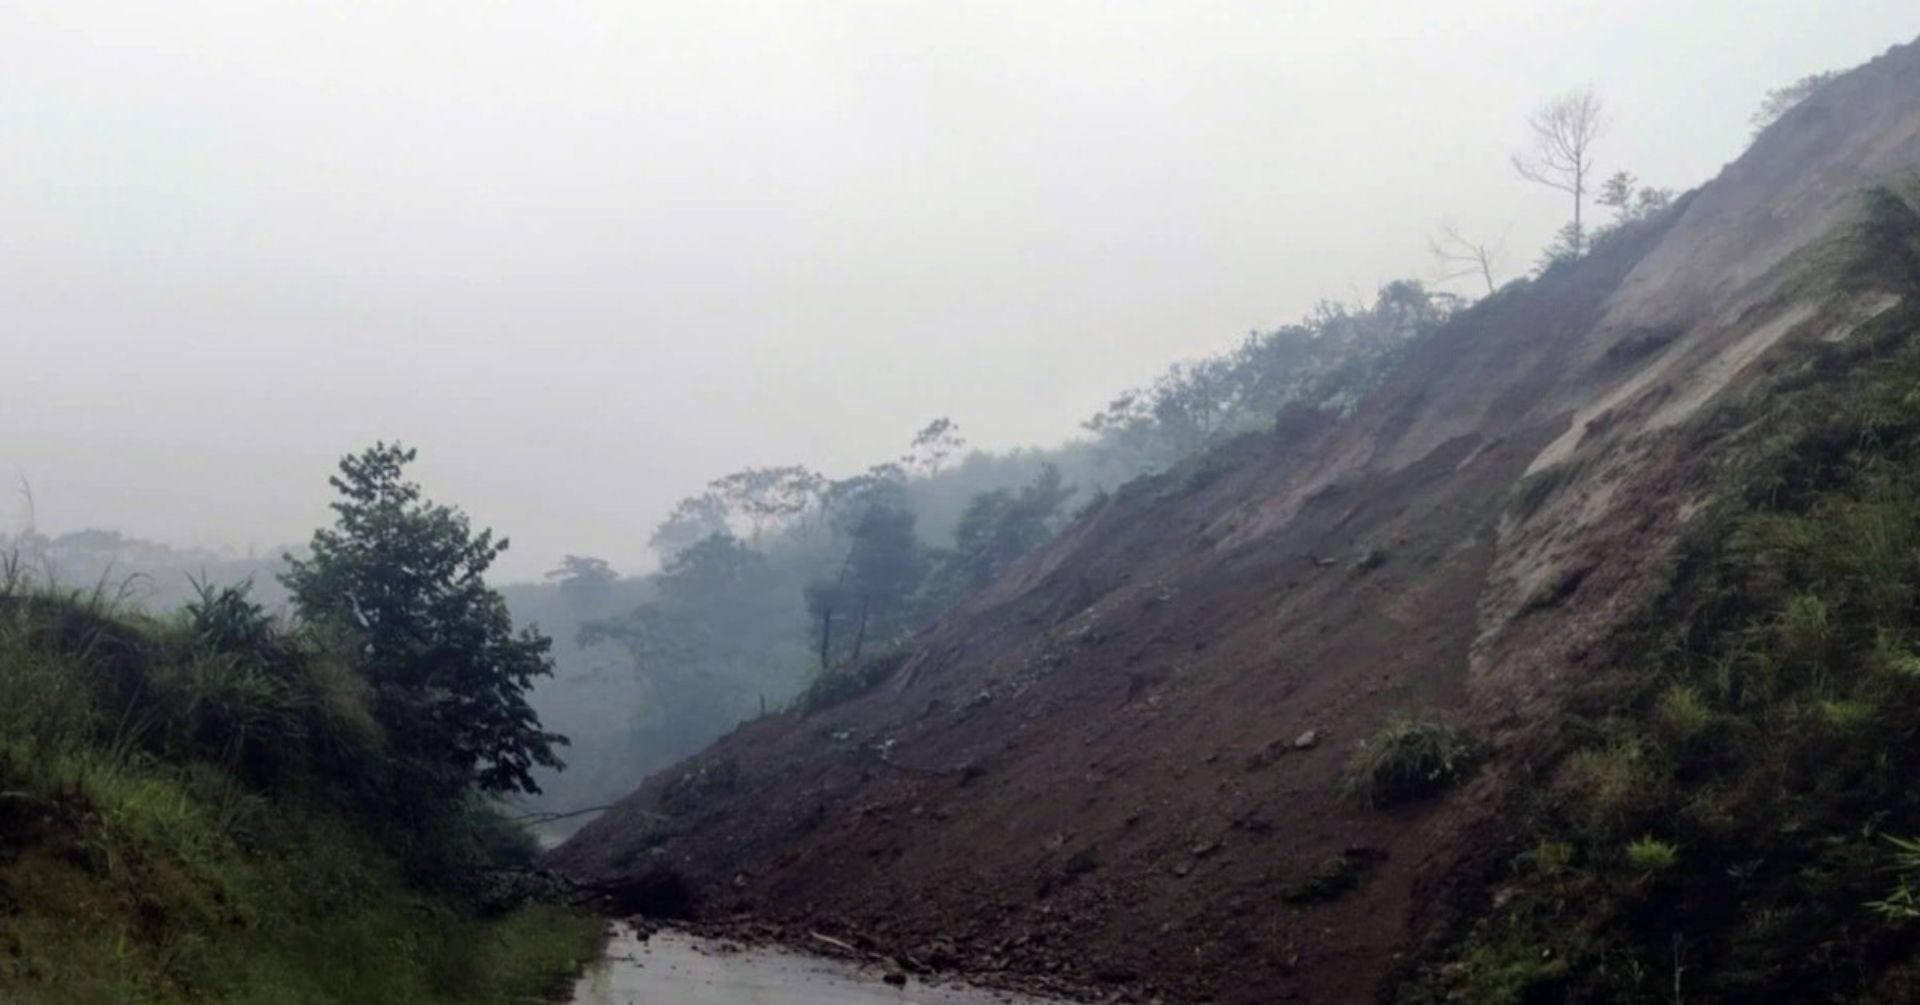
[8,1,1917,578]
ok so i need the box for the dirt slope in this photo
[550,39,1920,1004]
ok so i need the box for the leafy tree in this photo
[1513,88,1606,258]
[904,417,967,476]
[1084,280,1452,470]
[1595,170,1674,226]
[707,466,827,541]
[578,533,785,751]
[545,555,618,614]
[649,492,730,560]
[1751,71,1836,135]
[282,442,564,797]
[822,463,912,532]
[807,505,928,666]
[925,465,1075,606]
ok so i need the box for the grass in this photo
[1398,187,1920,1005]
[0,577,603,1004]
[1343,712,1482,807]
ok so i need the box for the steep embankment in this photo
[0,591,599,1004]
[552,39,1920,1004]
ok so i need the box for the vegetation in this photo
[517,284,1455,818]
[1402,185,1920,1005]
[283,442,565,800]
[1344,712,1483,807]
[1512,87,1607,259]
[1751,71,1838,135]
[0,449,600,1003]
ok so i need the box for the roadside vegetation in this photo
[1402,182,1920,1004]
[0,444,600,1004]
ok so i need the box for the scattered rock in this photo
[1292,729,1321,750]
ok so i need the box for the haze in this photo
[5,0,1915,579]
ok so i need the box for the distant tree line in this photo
[512,279,1459,818]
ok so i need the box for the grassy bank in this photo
[0,577,601,1004]
[1403,188,1920,1004]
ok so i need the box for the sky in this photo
[4,1,1917,580]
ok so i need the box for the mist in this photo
[5,0,1917,579]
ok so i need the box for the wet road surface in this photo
[561,925,1058,1005]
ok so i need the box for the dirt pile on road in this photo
[550,38,1920,1004]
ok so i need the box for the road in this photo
[561,925,1056,1005]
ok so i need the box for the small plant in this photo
[1520,839,1577,878]
[1655,683,1713,741]
[1343,712,1483,807]
[1869,834,1920,922]
[1283,847,1384,904]
[1625,836,1679,875]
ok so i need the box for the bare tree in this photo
[1512,88,1605,258]
[1429,222,1503,295]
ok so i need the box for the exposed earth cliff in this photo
[552,39,1920,1004]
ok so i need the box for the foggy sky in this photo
[5,1,1917,580]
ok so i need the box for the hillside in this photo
[550,39,1920,1004]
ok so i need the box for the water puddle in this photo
[561,924,1055,1005]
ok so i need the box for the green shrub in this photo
[1623,835,1679,874]
[798,648,909,714]
[1344,712,1483,807]
[1654,683,1713,741]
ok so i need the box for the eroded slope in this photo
[552,38,1920,1004]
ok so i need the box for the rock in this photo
[1293,729,1320,750]
[882,967,908,986]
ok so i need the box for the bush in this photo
[0,582,600,1004]
[797,648,909,714]
[1624,835,1679,874]
[1343,712,1483,807]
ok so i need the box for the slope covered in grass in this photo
[0,575,599,1004]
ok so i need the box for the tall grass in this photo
[0,568,600,1004]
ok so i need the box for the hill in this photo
[549,38,1920,1004]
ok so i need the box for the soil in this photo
[549,37,1920,1005]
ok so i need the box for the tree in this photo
[282,443,564,797]
[1513,88,1605,258]
[546,554,619,614]
[1596,170,1674,227]
[926,465,1076,606]
[649,492,730,559]
[1429,222,1504,295]
[822,463,911,533]
[578,532,782,753]
[707,466,827,541]
[1751,71,1836,135]
[904,418,967,476]
[807,505,927,666]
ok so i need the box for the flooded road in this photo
[561,925,1056,1005]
